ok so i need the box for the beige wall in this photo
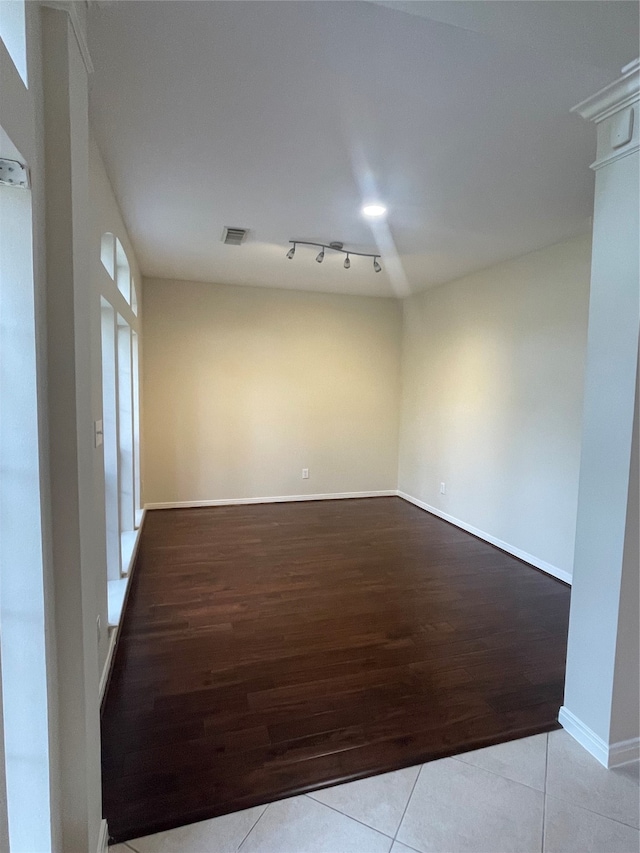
[142,280,402,504]
[398,234,592,580]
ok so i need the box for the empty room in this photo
[0,2,638,853]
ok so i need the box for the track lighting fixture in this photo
[285,241,382,273]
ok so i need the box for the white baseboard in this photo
[144,490,572,586]
[559,706,609,767]
[97,819,109,853]
[608,736,640,768]
[124,507,146,575]
[99,627,117,702]
[397,491,572,585]
[559,706,640,768]
[100,509,147,701]
[144,490,397,510]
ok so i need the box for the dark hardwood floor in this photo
[102,497,570,843]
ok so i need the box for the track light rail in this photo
[286,241,382,272]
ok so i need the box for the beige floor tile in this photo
[124,805,267,852]
[547,730,639,828]
[397,757,544,853]
[544,796,640,853]
[239,795,392,853]
[454,733,548,791]
[109,846,136,852]
[307,765,421,836]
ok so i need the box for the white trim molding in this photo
[558,706,609,767]
[98,628,117,702]
[144,490,397,510]
[43,1,94,75]
[97,819,109,853]
[124,507,146,576]
[572,58,639,172]
[397,491,572,585]
[559,706,640,769]
[99,509,146,701]
[608,737,640,769]
[572,58,639,123]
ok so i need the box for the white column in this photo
[42,6,103,850]
[561,60,639,768]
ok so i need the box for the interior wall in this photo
[398,234,592,581]
[142,279,401,504]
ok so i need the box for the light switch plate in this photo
[611,107,634,150]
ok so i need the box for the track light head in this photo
[285,240,378,272]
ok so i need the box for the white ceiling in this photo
[88,1,638,298]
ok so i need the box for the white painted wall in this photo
[142,280,401,505]
[398,235,592,581]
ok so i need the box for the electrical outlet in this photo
[302,468,309,479]
[440,482,446,495]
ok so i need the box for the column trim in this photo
[43,1,94,75]
[571,59,639,123]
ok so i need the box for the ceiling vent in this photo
[222,227,249,246]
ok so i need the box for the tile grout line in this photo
[543,791,640,831]
[541,732,549,853]
[392,764,423,846]
[304,792,396,840]
[124,843,141,853]
[392,841,423,853]
[450,755,545,793]
[450,734,549,794]
[547,732,639,830]
[237,803,270,851]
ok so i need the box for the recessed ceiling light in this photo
[361,204,387,218]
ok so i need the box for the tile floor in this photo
[110,730,639,853]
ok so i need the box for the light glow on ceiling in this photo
[361,203,387,218]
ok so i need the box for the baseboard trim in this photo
[144,491,397,510]
[97,819,109,853]
[397,491,572,585]
[559,706,639,768]
[558,706,609,767]
[124,507,146,576]
[99,510,147,706]
[98,628,117,703]
[608,736,640,768]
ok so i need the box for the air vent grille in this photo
[222,227,249,246]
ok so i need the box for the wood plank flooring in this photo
[102,497,570,843]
